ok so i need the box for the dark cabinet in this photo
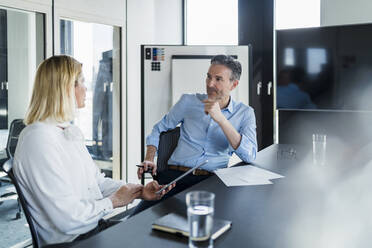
[239,0,274,150]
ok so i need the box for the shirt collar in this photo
[43,118,71,128]
[222,96,234,113]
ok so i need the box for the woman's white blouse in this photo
[13,121,124,245]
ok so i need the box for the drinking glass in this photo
[186,191,215,248]
[312,134,326,165]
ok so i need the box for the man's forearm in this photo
[145,145,157,161]
[217,118,242,150]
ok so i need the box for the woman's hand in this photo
[141,181,176,201]
[109,183,143,208]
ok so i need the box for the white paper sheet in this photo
[215,165,284,187]
[232,165,284,180]
[214,171,273,187]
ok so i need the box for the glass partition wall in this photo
[60,19,121,178]
[0,7,44,150]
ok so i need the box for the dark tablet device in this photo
[156,160,208,194]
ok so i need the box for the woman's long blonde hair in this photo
[25,55,82,125]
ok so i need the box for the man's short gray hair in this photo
[211,55,242,81]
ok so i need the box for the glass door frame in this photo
[0,0,53,58]
[53,7,124,181]
[0,0,51,152]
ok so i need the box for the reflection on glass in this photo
[0,7,44,149]
[277,67,316,109]
[284,47,295,66]
[307,48,327,74]
[277,27,339,110]
[60,19,120,177]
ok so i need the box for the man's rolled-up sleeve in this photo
[232,108,257,163]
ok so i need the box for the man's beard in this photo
[207,87,227,101]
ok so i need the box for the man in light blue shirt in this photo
[145,92,256,171]
[133,55,257,214]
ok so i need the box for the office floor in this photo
[0,181,30,248]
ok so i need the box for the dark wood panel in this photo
[239,0,274,150]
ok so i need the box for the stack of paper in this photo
[214,165,284,187]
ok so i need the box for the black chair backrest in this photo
[156,127,180,172]
[6,119,26,158]
[3,158,42,248]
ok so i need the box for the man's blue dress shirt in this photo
[146,94,257,171]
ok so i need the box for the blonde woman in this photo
[13,55,173,245]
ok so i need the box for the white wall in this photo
[54,0,125,26]
[321,0,372,26]
[0,0,51,11]
[126,0,183,183]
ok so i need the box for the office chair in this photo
[0,156,14,203]
[141,127,180,185]
[156,127,180,173]
[0,119,25,218]
[6,119,26,158]
[3,158,42,248]
[0,163,17,207]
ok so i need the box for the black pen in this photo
[136,164,153,171]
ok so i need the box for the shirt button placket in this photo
[205,117,214,153]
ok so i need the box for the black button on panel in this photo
[145,48,151,60]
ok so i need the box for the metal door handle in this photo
[267,81,272,95]
[110,82,113,92]
[257,82,262,95]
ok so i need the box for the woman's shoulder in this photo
[19,122,62,146]
[24,121,60,135]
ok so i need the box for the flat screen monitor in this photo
[276,23,372,111]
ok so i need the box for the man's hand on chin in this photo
[203,98,225,123]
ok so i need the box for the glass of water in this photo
[186,191,215,248]
[312,134,327,165]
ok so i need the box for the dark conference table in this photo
[70,144,371,247]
